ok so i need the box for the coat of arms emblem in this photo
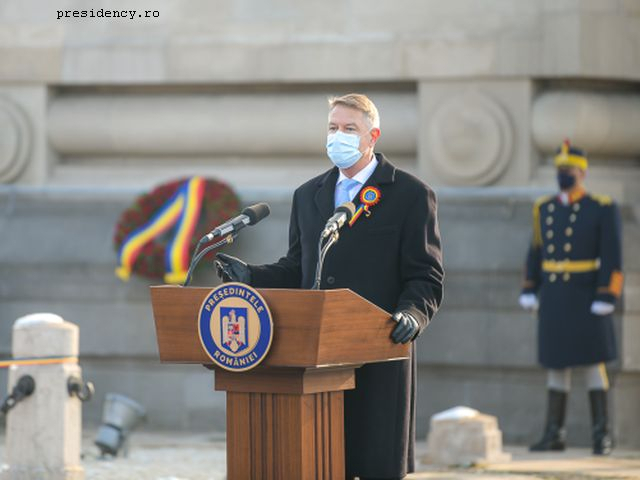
[221,307,248,353]
[198,282,273,372]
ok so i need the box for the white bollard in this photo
[1,313,89,480]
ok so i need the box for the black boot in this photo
[589,389,613,455]
[530,389,567,451]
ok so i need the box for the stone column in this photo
[532,91,640,156]
[0,86,51,185]
[1,313,84,480]
[418,79,536,186]
[46,92,417,157]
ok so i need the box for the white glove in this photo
[591,301,615,316]
[519,293,539,311]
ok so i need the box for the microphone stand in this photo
[183,233,237,287]
[311,230,340,290]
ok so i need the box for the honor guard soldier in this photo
[519,140,623,455]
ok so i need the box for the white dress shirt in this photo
[334,155,379,205]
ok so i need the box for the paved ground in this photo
[413,446,640,479]
[2,430,640,479]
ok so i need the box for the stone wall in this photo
[1,1,640,192]
[2,0,640,84]
[1,0,639,448]
[1,188,638,447]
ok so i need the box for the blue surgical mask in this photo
[557,171,576,191]
[326,131,363,169]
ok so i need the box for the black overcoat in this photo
[522,191,622,369]
[249,153,444,478]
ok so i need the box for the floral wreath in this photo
[113,177,240,281]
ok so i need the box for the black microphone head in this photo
[242,202,271,225]
[335,201,356,221]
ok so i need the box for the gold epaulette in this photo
[532,195,552,247]
[533,195,553,213]
[591,193,613,206]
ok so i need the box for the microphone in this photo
[202,202,270,242]
[321,202,356,239]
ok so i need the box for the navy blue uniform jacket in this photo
[522,189,623,369]
[248,153,444,478]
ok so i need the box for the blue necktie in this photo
[335,178,360,208]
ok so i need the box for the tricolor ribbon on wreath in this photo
[115,177,205,284]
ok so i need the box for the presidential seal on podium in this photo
[197,282,273,372]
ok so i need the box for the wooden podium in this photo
[151,285,409,480]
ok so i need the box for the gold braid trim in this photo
[532,196,551,248]
[591,193,613,206]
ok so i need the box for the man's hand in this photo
[391,311,419,344]
[519,293,539,311]
[214,253,251,284]
[591,301,615,316]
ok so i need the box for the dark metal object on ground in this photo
[68,375,95,402]
[95,393,147,457]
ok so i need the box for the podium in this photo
[151,285,409,480]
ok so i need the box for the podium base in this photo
[227,390,345,480]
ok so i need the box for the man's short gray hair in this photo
[328,93,380,130]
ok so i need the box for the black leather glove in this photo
[214,253,251,284]
[391,311,420,344]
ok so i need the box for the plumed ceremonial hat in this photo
[554,139,588,170]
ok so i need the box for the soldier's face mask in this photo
[557,170,577,190]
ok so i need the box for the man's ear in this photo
[370,128,381,144]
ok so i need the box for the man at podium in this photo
[216,93,444,480]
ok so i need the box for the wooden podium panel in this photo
[227,391,344,480]
[151,285,409,367]
[150,286,409,480]
[214,367,356,395]
[216,367,355,479]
